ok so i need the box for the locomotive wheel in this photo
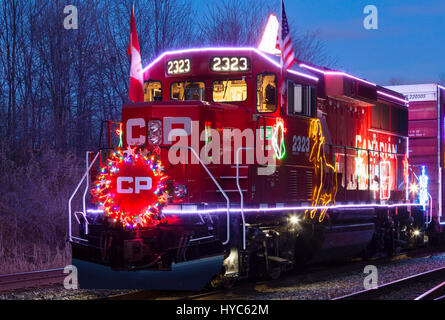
[210,275,236,289]
[222,277,236,289]
[210,275,223,289]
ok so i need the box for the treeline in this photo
[0,0,332,156]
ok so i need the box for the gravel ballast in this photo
[1,252,445,300]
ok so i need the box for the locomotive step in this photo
[267,256,292,265]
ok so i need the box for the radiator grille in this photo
[288,169,313,201]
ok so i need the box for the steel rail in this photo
[415,281,445,300]
[334,265,445,300]
[0,268,65,293]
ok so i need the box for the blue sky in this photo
[196,0,445,85]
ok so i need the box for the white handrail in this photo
[171,146,231,245]
[81,152,91,227]
[236,147,253,251]
[68,151,100,242]
[427,193,433,227]
[74,211,89,235]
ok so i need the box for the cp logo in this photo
[117,177,152,194]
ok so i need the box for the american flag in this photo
[277,0,296,107]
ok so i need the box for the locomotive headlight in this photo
[289,215,300,225]
[148,120,162,145]
[148,134,162,145]
[174,184,187,199]
[410,183,419,194]
[413,229,421,237]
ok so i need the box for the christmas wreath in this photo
[91,145,171,228]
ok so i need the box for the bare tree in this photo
[141,0,195,59]
[292,29,336,67]
[198,0,273,47]
[198,0,335,67]
[0,0,23,144]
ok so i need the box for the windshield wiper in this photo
[182,81,188,100]
[222,79,229,100]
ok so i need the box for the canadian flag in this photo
[128,6,144,102]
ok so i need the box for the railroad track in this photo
[107,247,445,301]
[415,281,445,300]
[0,268,65,294]
[334,266,445,300]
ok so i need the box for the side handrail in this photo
[74,211,89,235]
[236,147,253,251]
[170,146,231,245]
[69,151,100,242]
[81,152,92,223]
[427,193,433,227]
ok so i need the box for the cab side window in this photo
[287,81,316,117]
[144,81,162,102]
[256,73,277,113]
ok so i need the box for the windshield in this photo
[171,82,206,101]
[213,80,247,102]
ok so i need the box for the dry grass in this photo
[0,145,83,274]
[0,244,71,275]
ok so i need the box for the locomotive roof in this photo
[141,46,408,106]
[142,47,319,82]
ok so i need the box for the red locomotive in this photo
[68,46,429,290]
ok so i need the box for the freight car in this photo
[68,47,427,290]
[387,84,445,243]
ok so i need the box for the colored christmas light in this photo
[355,149,368,188]
[91,146,171,228]
[272,117,287,160]
[419,166,429,210]
[403,155,409,187]
[306,119,338,223]
[380,160,391,201]
[116,123,123,148]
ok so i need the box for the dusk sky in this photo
[197,0,445,85]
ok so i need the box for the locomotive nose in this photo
[72,210,226,290]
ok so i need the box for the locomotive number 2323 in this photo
[210,56,250,72]
[292,135,310,153]
[166,58,191,75]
